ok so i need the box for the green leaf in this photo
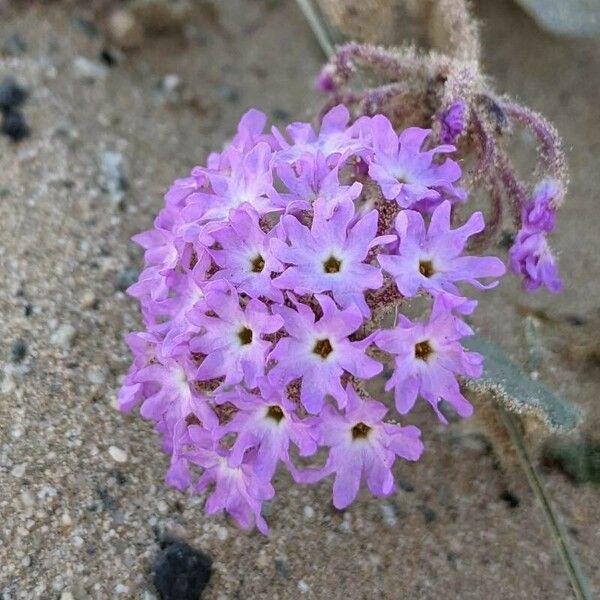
[463,334,582,432]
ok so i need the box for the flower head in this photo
[119,104,562,534]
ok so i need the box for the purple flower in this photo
[187,442,274,534]
[189,282,283,388]
[272,199,394,316]
[509,179,563,293]
[378,201,505,299]
[375,299,482,422]
[368,115,464,207]
[209,208,283,302]
[439,101,466,145]
[295,386,423,509]
[164,166,207,209]
[159,395,218,490]
[275,153,362,216]
[268,294,382,414]
[522,179,561,232]
[272,105,364,164]
[215,380,316,481]
[509,231,562,293]
[131,347,199,422]
[117,331,161,413]
[181,141,279,224]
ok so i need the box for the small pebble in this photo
[99,151,129,206]
[108,446,128,463]
[0,76,29,110]
[217,84,239,103]
[50,324,77,349]
[73,57,108,82]
[298,580,310,594]
[380,502,398,527]
[80,291,97,310]
[152,542,212,600]
[114,268,138,292]
[20,490,35,508]
[154,74,183,106]
[108,9,144,49]
[157,500,169,514]
[87,368,107,385]
[10,463,26,478]
[303,505,314,519]
[10,339,27,362]
[1,109,30,141]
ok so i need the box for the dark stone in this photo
[152,542,212,600]
[272,108,290,121]
[0,77,28,111]
[100,48,118,67]
[499,490,520,508]
[397,478,415,492]
[1,109,30,142]
[216,84,239,103]
[10,340,27,363]
[417,504,437,523]
[114,268,138,292]
[2,34,27,56]
[274,558,290,579]
[24,303,33,317]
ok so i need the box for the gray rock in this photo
[99,151,129,207]
[114,268,138,292]
[50,324,77,349]
[514,0,600,36]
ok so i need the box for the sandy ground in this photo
[0,1,599,599]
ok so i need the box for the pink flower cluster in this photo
[120,106,522,533]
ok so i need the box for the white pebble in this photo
[108,446,128,463]
[10,463,26,478]
[303,505,315,519]
[50,324,76,348]
[298,580,310,594]
[73,57,108,82]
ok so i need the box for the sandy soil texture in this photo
[1,1,599,599]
